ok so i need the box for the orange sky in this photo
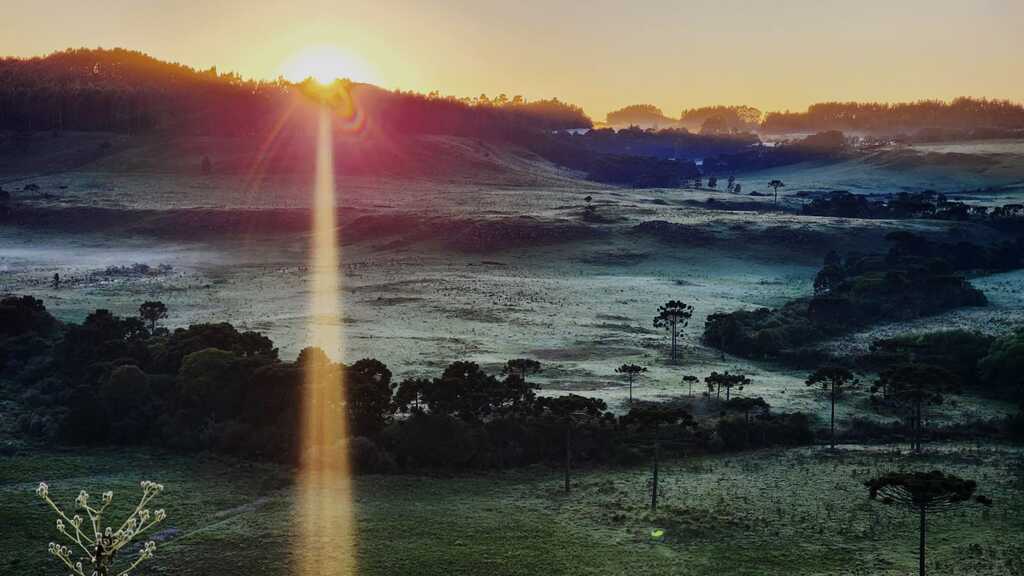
[2,0,1021,120]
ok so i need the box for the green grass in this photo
[2,444,1022,576]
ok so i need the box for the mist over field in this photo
[3,32,1024,576]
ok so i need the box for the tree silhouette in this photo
[768,179,785,204]
[615,364,647,403]
[622,404,694,510]
[805,366,859,450]
[681,374,700,397]
[721,396,770,446]
[536,394,607,493]
[866,470,992,576]
[874,364,958,452]
[705,371,750,401]
[722,396,769,425]
[503,358,542,383]
[138,301,167,332]
[347,358,394,436]
[392,377,429,414]
[813,264,845,295]
[653,300,694,364]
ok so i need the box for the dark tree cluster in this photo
[570,125,758,163]
[605,104,676,127]
[866,327,1024,405]
[803,190,1024,226]
[1,297,818,474]
[0,48,590,140]
[585,154,699,188]
[680,105,762,134]
[702,234,1014,359]
[702,131,848,173]
[761,98,1024,136]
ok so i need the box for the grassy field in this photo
[3,444,1021,576]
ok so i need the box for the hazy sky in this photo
[2,0,1021,119]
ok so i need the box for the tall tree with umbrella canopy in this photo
[805,366,858,450]
[535,394,608,493]
[865,470,992,576]
[622,404,694,510]
[653,300,694,364]
[874,364,958,452]
[768,179,785,204]
[615,364,647,403]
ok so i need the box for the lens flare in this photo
[297,106,355,576]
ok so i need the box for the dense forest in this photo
[679,105,762,133]
[0,48,592,138]
[703,233,1024,371]
[761,98,1024,135]
[605,104,678,128]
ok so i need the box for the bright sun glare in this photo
[281,44,371,84]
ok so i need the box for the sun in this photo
[280,44,373,84]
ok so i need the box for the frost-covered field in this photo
[744,139,1024,205]
[3,136,1024,421]
[0,226,816,404]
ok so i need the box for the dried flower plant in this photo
[36,480,166,576]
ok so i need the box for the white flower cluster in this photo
[35,480,167,576]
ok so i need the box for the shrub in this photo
[349,436,395,474]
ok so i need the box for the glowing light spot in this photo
[281,44,375,84]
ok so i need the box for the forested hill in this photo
[762,99,1024,135]
[0,48,592,138]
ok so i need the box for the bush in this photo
[979,328,1024,401]
[382,413,484,468]
[716,413,814,451]
[349,436,396,474]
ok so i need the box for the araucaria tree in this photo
[866,471,992,576]
[681,374,700,397]
[503,358,542,383]
[535,394,608,493]
[615,363,647,402]
[653,300,694,364]
[138,301,167,332]
[768,179,785,204]
[705,371,750,401]
[35,480,167,576]
[805,366,858,450]
[874,364,958,452]
[622,405,694,510]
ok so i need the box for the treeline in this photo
[0,48,591,139]
[607,98,1024,137]
[802,190,1024,226]
[1,296,813,472]
[605,104,677,127]
[762,98,1024,135]
[604,104,763,134]
[703,233,1024,360]
[863,330,1023,403]
[703,130,848,173]
[679,105,762,133]
[562,125,758,162]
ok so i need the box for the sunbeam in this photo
[297,105,355,576]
